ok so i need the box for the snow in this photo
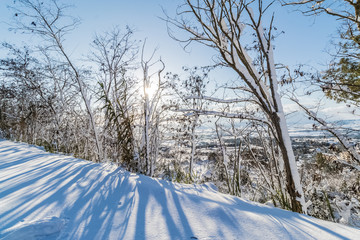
[3,217,67,240]
[1,139,359,239]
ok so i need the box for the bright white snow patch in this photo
[0,139,359,239]
[2,217,67,240]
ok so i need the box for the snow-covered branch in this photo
[185,95,259,105]
[177,108,270,125]
[292,97,360,165]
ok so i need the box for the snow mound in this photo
[2,217,66,240]
[0,139,359,239]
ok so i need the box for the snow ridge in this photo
[2,217,67,240]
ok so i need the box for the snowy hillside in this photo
[0,139,359,240]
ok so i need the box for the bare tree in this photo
[215,118,247,197]
[282,0,360,30]
[90,26,138,168]
[166,0,306,213]
[139,42,166,176]
[0,43,87,156]
[168,66,209,180]
[283,0,360,105]
[291,97,360,167]
[282,0,360,169]
[10,0,103,161]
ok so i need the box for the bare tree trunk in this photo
[144,73,151,175]
[272,112,304,213]
[189,114,199,179]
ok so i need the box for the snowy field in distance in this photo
[0,139,359,240]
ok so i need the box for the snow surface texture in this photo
[0,139,359,240]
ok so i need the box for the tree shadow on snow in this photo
[0,140,357,240]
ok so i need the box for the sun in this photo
[144,85,157,98]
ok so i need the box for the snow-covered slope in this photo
[0,139,359,240]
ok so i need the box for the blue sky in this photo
[0,0,337,69]
[0,0,355,123]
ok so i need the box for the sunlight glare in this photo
[145,85,156,97]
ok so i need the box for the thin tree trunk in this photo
[189,114,199,180]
